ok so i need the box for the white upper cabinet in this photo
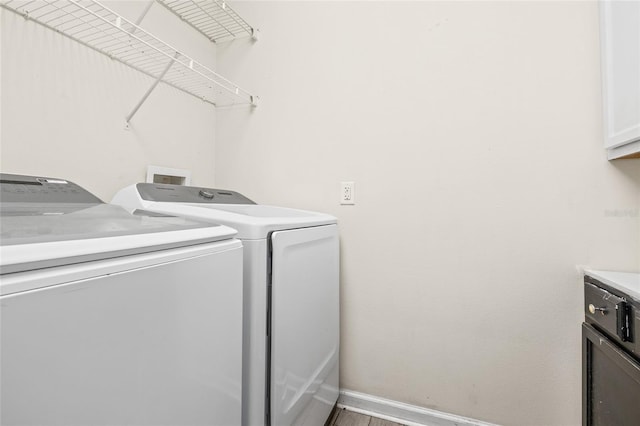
[599,0,640,159]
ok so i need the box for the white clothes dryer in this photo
[0,174,244,426]
[113,183,340,426]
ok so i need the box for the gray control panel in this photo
[136,183,255,204]
[0,174,103,204]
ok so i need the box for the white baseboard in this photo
[337,390,498,426]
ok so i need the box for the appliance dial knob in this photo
[199,190,214,199]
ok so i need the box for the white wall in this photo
[0,2,218,200]
[2,1,639,425]
[216,1,640,425]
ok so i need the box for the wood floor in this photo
[327,407,405,426]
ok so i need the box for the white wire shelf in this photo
[0,0,257,112]
[157,0,255,43]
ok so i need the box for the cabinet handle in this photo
[588,304,607,315]
[615,301,631,342]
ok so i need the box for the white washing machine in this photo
[113,183,340,426]
[0,174,244,425]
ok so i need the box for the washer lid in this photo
[1,175,237,274]
[1,204,237,274]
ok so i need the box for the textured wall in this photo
[215,2,640,425]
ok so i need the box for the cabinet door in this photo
[600,0,640,155]
[583,324,640,425]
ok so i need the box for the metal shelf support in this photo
[126,52,178,126]
[134,0,154,26]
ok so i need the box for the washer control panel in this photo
[137,183,255,204]
[0,174,102,204]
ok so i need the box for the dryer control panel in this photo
[136,183,255,204]
[0,174,102,204]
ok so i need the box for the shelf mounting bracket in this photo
[134,1,155,27]
[125,52,179,128]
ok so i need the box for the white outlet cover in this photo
[340,181,355,205]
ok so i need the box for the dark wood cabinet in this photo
[583,275,640,426]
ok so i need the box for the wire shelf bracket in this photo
[1,0,258,126]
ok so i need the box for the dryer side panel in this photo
[270,225,340,426]
[241,239,269,426]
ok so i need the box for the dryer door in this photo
[269,224,340,426]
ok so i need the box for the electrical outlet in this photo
[340,181,355,205]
